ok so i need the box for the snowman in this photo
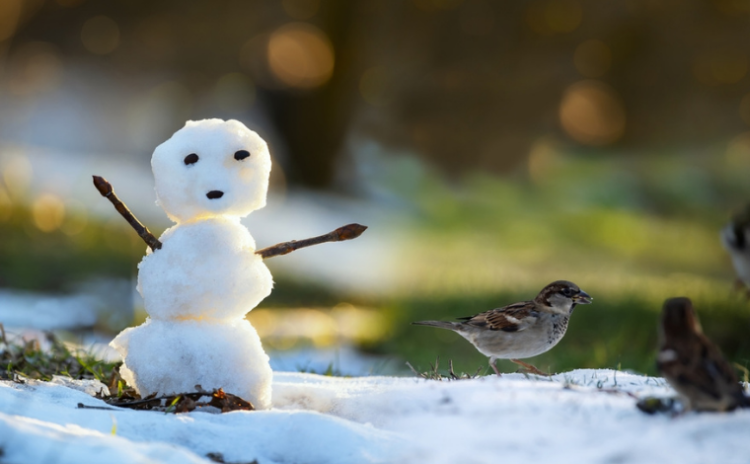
[110,119,275,409]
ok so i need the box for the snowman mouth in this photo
[206,190,224,200]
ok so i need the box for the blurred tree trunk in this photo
[265,0,363,189]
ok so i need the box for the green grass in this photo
[376,291,750,376]
[0,205,139,292]
[2,150,750,379]
[0,327,120,382]
[354,150,750,376]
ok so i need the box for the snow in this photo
[114,118,276,409]
[112,319,273,409]
[1,369,749,464]
[137,217,272,320]
[151,119,272,223]
[0,289,98,331]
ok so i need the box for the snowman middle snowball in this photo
[111,119,275,409]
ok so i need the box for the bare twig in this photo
[92,176,162,251]
[255,223,368,259]
[103,388,254,413]
[93,176,367,257]
[77,403,117,411]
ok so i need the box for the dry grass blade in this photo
[406,357,482,381]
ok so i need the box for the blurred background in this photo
[1,0,750,377]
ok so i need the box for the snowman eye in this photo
[184,153,199,165]
[234,150,250,161]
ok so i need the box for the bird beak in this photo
[573,291,592,304]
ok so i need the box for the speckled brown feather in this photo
[657,297,750,412]
[412,280,591,372]
[456,281,581,332]
[458,302,539,332]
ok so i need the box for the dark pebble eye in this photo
[561,288,573,297]
[234,150,250,161]
[184,153,199,165]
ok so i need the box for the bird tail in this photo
[411,320,460,331]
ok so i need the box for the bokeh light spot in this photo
[267,23,334,89]
[81,15,120,55]
[574,40,612,78]
[693,48,748,85]
[32,194,65,233]
[527,0,582,34]
[545,0,582,32]
[2,154,32,201]
[282,0,320,19]
[559,80,626,146]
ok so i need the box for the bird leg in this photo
[489,358,501,376]
[511,359,550,376]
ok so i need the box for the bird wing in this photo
[659,335,742,403]
[458,301,538,332]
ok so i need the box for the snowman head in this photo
[152,119,272,223]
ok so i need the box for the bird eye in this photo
[561,288,573,297]
[234,150,250,161]
[184,153,199,165]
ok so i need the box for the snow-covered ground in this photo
[1,369,749,464]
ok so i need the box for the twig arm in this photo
[255,223,367,259]
[93,175,367,257]
[92,175,162,251]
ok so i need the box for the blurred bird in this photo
[720,205,750,294]
[413,280,592,376]
[657,297,750,412]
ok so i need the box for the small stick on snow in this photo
[92,176,163,251]
[255,223,368,259]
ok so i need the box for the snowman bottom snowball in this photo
[111,318,273,410]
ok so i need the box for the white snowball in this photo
[110,318,273,410]
[152,119,272,224]
[137,216,273,320]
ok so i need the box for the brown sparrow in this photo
[413,281,592,376]
[657,297,750,412]
[721,205,750,293]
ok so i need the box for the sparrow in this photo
[720,205,750,294]
[657,297,750,412]
[413,281,592,376]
